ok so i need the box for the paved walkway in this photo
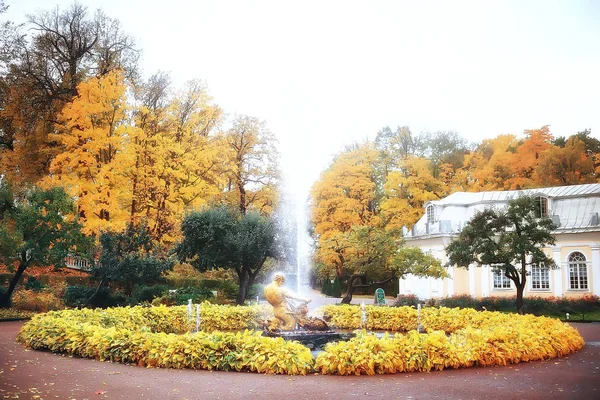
[1,315,598,399]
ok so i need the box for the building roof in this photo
[404,183,600,238]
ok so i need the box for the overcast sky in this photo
[4,0,600,195]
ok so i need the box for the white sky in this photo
[4,0,600,195]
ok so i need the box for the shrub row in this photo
[428,294,600,315]
[315,314,583,375]
[18,316,312,374]
[321,304,486,333]
[17,304,584,375]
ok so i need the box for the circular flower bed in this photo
[17,304,584,375]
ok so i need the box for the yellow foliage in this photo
[41,70,136,235]
[16,304,584,375]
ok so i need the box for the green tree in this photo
[0,185,91,307]
[176,207,277,304]
[445,195,556,314]
[340,226,448,303]
[91,223,174,298]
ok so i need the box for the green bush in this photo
[132,285,169,303]
[63,285,94,308]
[24,276,46,292]
[63,285,132,308]
[438,294,480,309]
[174,287,215,304]
[0,287,11,308]
[394,294,420,307]
[198,280,239,300]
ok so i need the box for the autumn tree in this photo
[445,195,556,314]
[129,75,226,243]
[507,126,553,189]
[0,2,138,185]
[176,207,277,304]
[380,156,443,230]
[536,136,596,186]
[41,70,137,235]
[415,131,471,179]
[337,226,448,303]
[466,134,518,191]
[223,115,280,216]
[310,143,380,278]
[0,185,90,307]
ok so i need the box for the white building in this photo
[400,184,600,300]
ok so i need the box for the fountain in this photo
[263,272,353,348]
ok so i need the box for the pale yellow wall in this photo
[405,232,598,299]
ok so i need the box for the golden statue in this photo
[264,273,311,331]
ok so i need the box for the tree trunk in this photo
[516,282,525,315]
[237,268,251,305]
[341,273,395,304]
[0,261,28,307]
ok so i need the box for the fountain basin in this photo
[263,330,355,349]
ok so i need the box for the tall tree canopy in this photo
[445,195,556,314]
[176,207,277,304]
[0,1,138,185]
[222,115,280,216]
[41,70,136,235]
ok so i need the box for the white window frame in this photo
[426,204,436,224]
[530,264,550,291]
[568,251,589,290]
[493,270,512,290]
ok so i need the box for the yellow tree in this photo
[380,156,443,231]
[41,70,137,235]
[130,76,226,244]
[310,143,380,278]
[222,115,280,216]
[467,134,518,191]
[0,3,137,185]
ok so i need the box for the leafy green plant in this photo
[132,285,169,303]
[24,276,46,292]
[394,294,420,307]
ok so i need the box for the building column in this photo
[481,265,490,297]
[447,267,454,297]
[469,264,475,296]
[552,246,563,296]
[591,243,600,296]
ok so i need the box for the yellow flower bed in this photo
[17,304,584,375]
[317,305,584,374]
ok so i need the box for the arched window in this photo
[568,252,588,290]
[426,204,435,224]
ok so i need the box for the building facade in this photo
[400,184,600,299]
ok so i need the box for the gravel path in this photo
[1,319,598,400]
